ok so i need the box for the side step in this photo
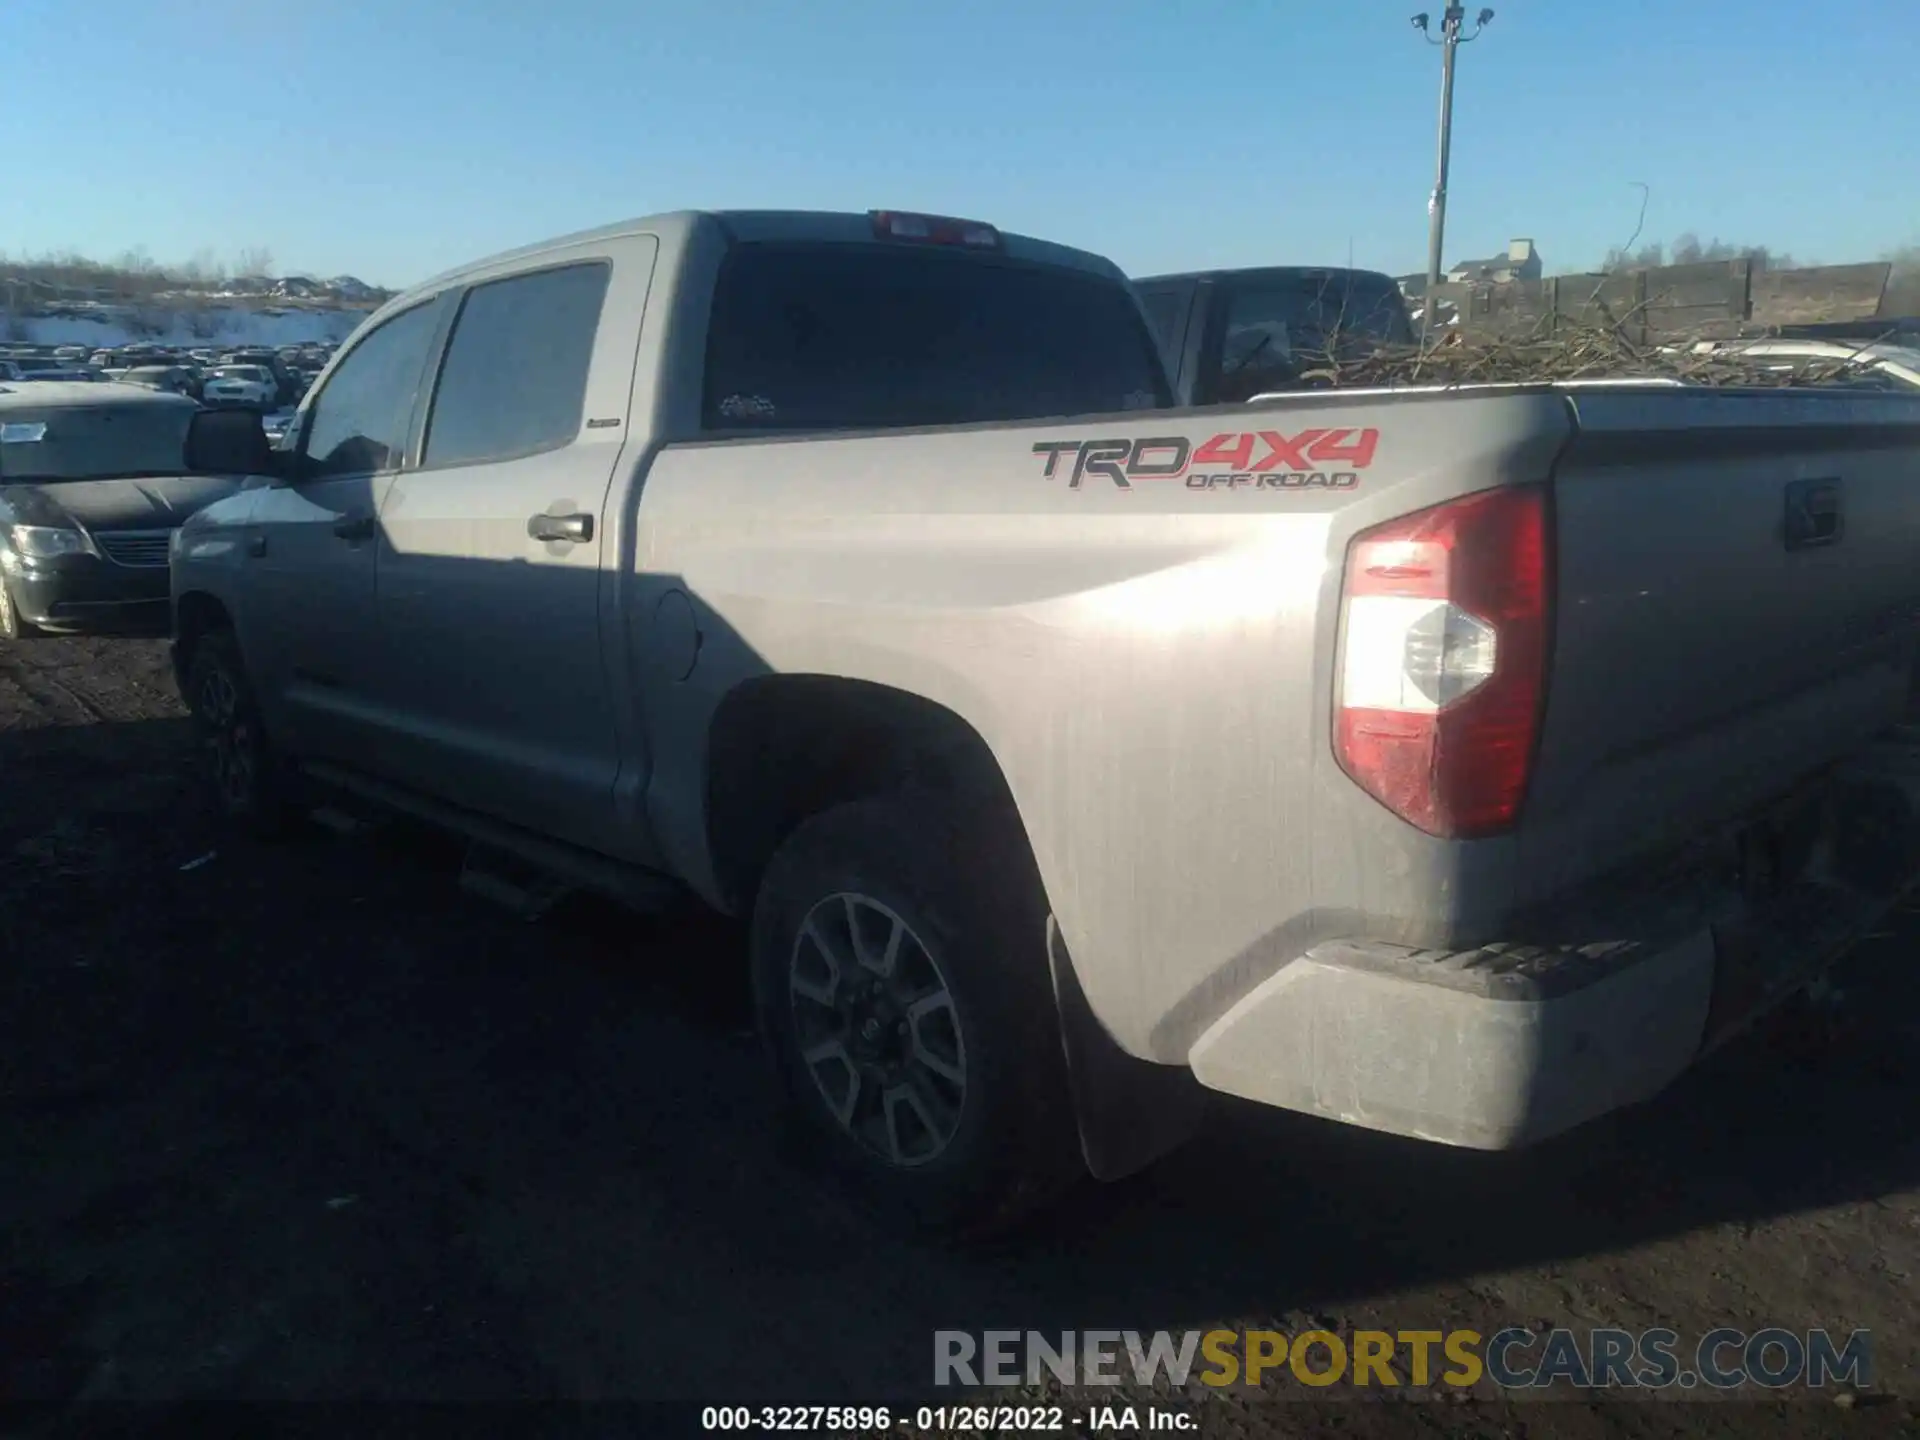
[300,760,685,917]
[310,803,384,838]
[459,843,575,922]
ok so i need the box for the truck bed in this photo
[637,383,1920,1095]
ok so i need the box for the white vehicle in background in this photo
[1688,339,1920,391]
[120,365,200,399]
[200,365,278,410]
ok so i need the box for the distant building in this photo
[1446,238,1543,285]
[1393,238,1543,300]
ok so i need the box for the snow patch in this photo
[5,305,370,350]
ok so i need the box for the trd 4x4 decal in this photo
[1031,429,1380,491]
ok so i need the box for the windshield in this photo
[0,402,195,481]
[211,366,270,382]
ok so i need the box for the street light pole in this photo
[1413,6,1495,336]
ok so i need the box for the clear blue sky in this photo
[3,0,1913,288]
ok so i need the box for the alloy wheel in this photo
[197,665,256,810]
[788,891,968,1168]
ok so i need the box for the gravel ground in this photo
[2,636,1918,1437]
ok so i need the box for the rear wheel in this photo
[185,629,293,836]
[750,792,1082,1237]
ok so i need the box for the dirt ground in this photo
[3,636,1918,1437]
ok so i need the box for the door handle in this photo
[247,531,268,558]
[528,511,593,544]
[333,512,376,542]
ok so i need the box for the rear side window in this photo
[702,244,1170,433]
[423,261,610,468]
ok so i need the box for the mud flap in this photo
[1047,916,1208,1181]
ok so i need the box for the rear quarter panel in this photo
[631,391,1572,1060]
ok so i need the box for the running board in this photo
[459,844,575,922]
[300,761,684,915]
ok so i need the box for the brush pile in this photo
[1286,320,1890,390]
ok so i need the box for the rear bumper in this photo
[1188,728,1920,1148]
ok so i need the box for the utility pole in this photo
[1413,6,1495,336]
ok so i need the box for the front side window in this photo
[421,261,610,468]
[701,244,1170,433]
[301,300,443,480]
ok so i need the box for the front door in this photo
[367,241,657,857]
[244,296,447,763]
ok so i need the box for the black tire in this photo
[0,580,41,640]
[184,628,294,837]
[751,792,1082,1238]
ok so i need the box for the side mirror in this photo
[185,406,285,480]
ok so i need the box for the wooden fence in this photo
[1429,259,1900,341]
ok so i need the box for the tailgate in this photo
[1524,387,1920,873]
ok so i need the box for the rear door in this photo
[367,238,658,855]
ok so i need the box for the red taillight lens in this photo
[1334,484,1549,838]
[869,210,1002,249]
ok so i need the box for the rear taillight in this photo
[1334,484,1549,839]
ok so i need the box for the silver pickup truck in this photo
[169,208,1920,1233]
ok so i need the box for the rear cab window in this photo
[701,243,1171,433]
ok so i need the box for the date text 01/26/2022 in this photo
[700,1404,1195,1432]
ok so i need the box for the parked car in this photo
[1134,265,1417,404]
[0,383,253,637]
[201,364,278,410]
[120,365,202,400]
[168,207,1920,1234]
[217,348,301,407]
